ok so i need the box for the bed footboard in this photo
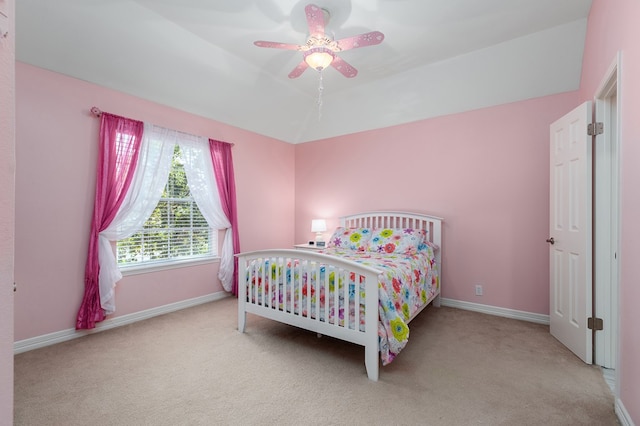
[237,249,382,381]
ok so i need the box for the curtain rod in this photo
[90,106,235,146]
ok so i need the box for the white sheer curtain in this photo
[181,137,233,291]
[97,124,177,314]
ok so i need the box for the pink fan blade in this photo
[331,56,358,78]
[305,4,326,37]
[336,31,385,51]
[288,61,309,79]
[254,40,303,51]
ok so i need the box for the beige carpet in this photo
[14,297,617,425]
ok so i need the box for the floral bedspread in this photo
[323,247,439,365]
[246,246,439,366]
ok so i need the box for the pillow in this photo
[367,228,428,254]
[327,227,373,251]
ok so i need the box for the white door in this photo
[549,101,592,364]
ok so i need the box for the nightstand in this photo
[293,243,325,251]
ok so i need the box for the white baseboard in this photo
[616,398,636,426]
[14,292,230,354]
[440,298,550,325]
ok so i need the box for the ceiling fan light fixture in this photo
[304,48,335,71]
[253,3,384,79]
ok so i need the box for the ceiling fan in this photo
[254,3,385,79]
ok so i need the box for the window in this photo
[117,145,217,267]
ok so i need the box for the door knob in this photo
[546,237,555,245]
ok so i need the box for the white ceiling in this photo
[16,0,592,143]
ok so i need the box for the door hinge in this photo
[588,317,604,331]
[587,122,603,136]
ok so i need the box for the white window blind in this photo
[117,145,217,266]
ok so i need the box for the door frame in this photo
[593,53,621,382]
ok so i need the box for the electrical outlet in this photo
[475,284,483,296]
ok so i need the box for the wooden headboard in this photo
[340,211,442,246]
[340,210,443,268]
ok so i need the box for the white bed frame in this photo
[237,211,442,381]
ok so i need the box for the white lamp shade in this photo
[304,50,334,70]
[311,219,327,233]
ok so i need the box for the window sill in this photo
[119,256,220,276]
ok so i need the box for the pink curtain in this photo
[76,113,144,329]
[209,139,241,296]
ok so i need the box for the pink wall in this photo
[580,0,640,421]
[0,0,15,422]
[295,92,578,315]
[14,62,295,341]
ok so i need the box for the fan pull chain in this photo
[317,70,324,121]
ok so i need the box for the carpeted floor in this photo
[14,297,618,425]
